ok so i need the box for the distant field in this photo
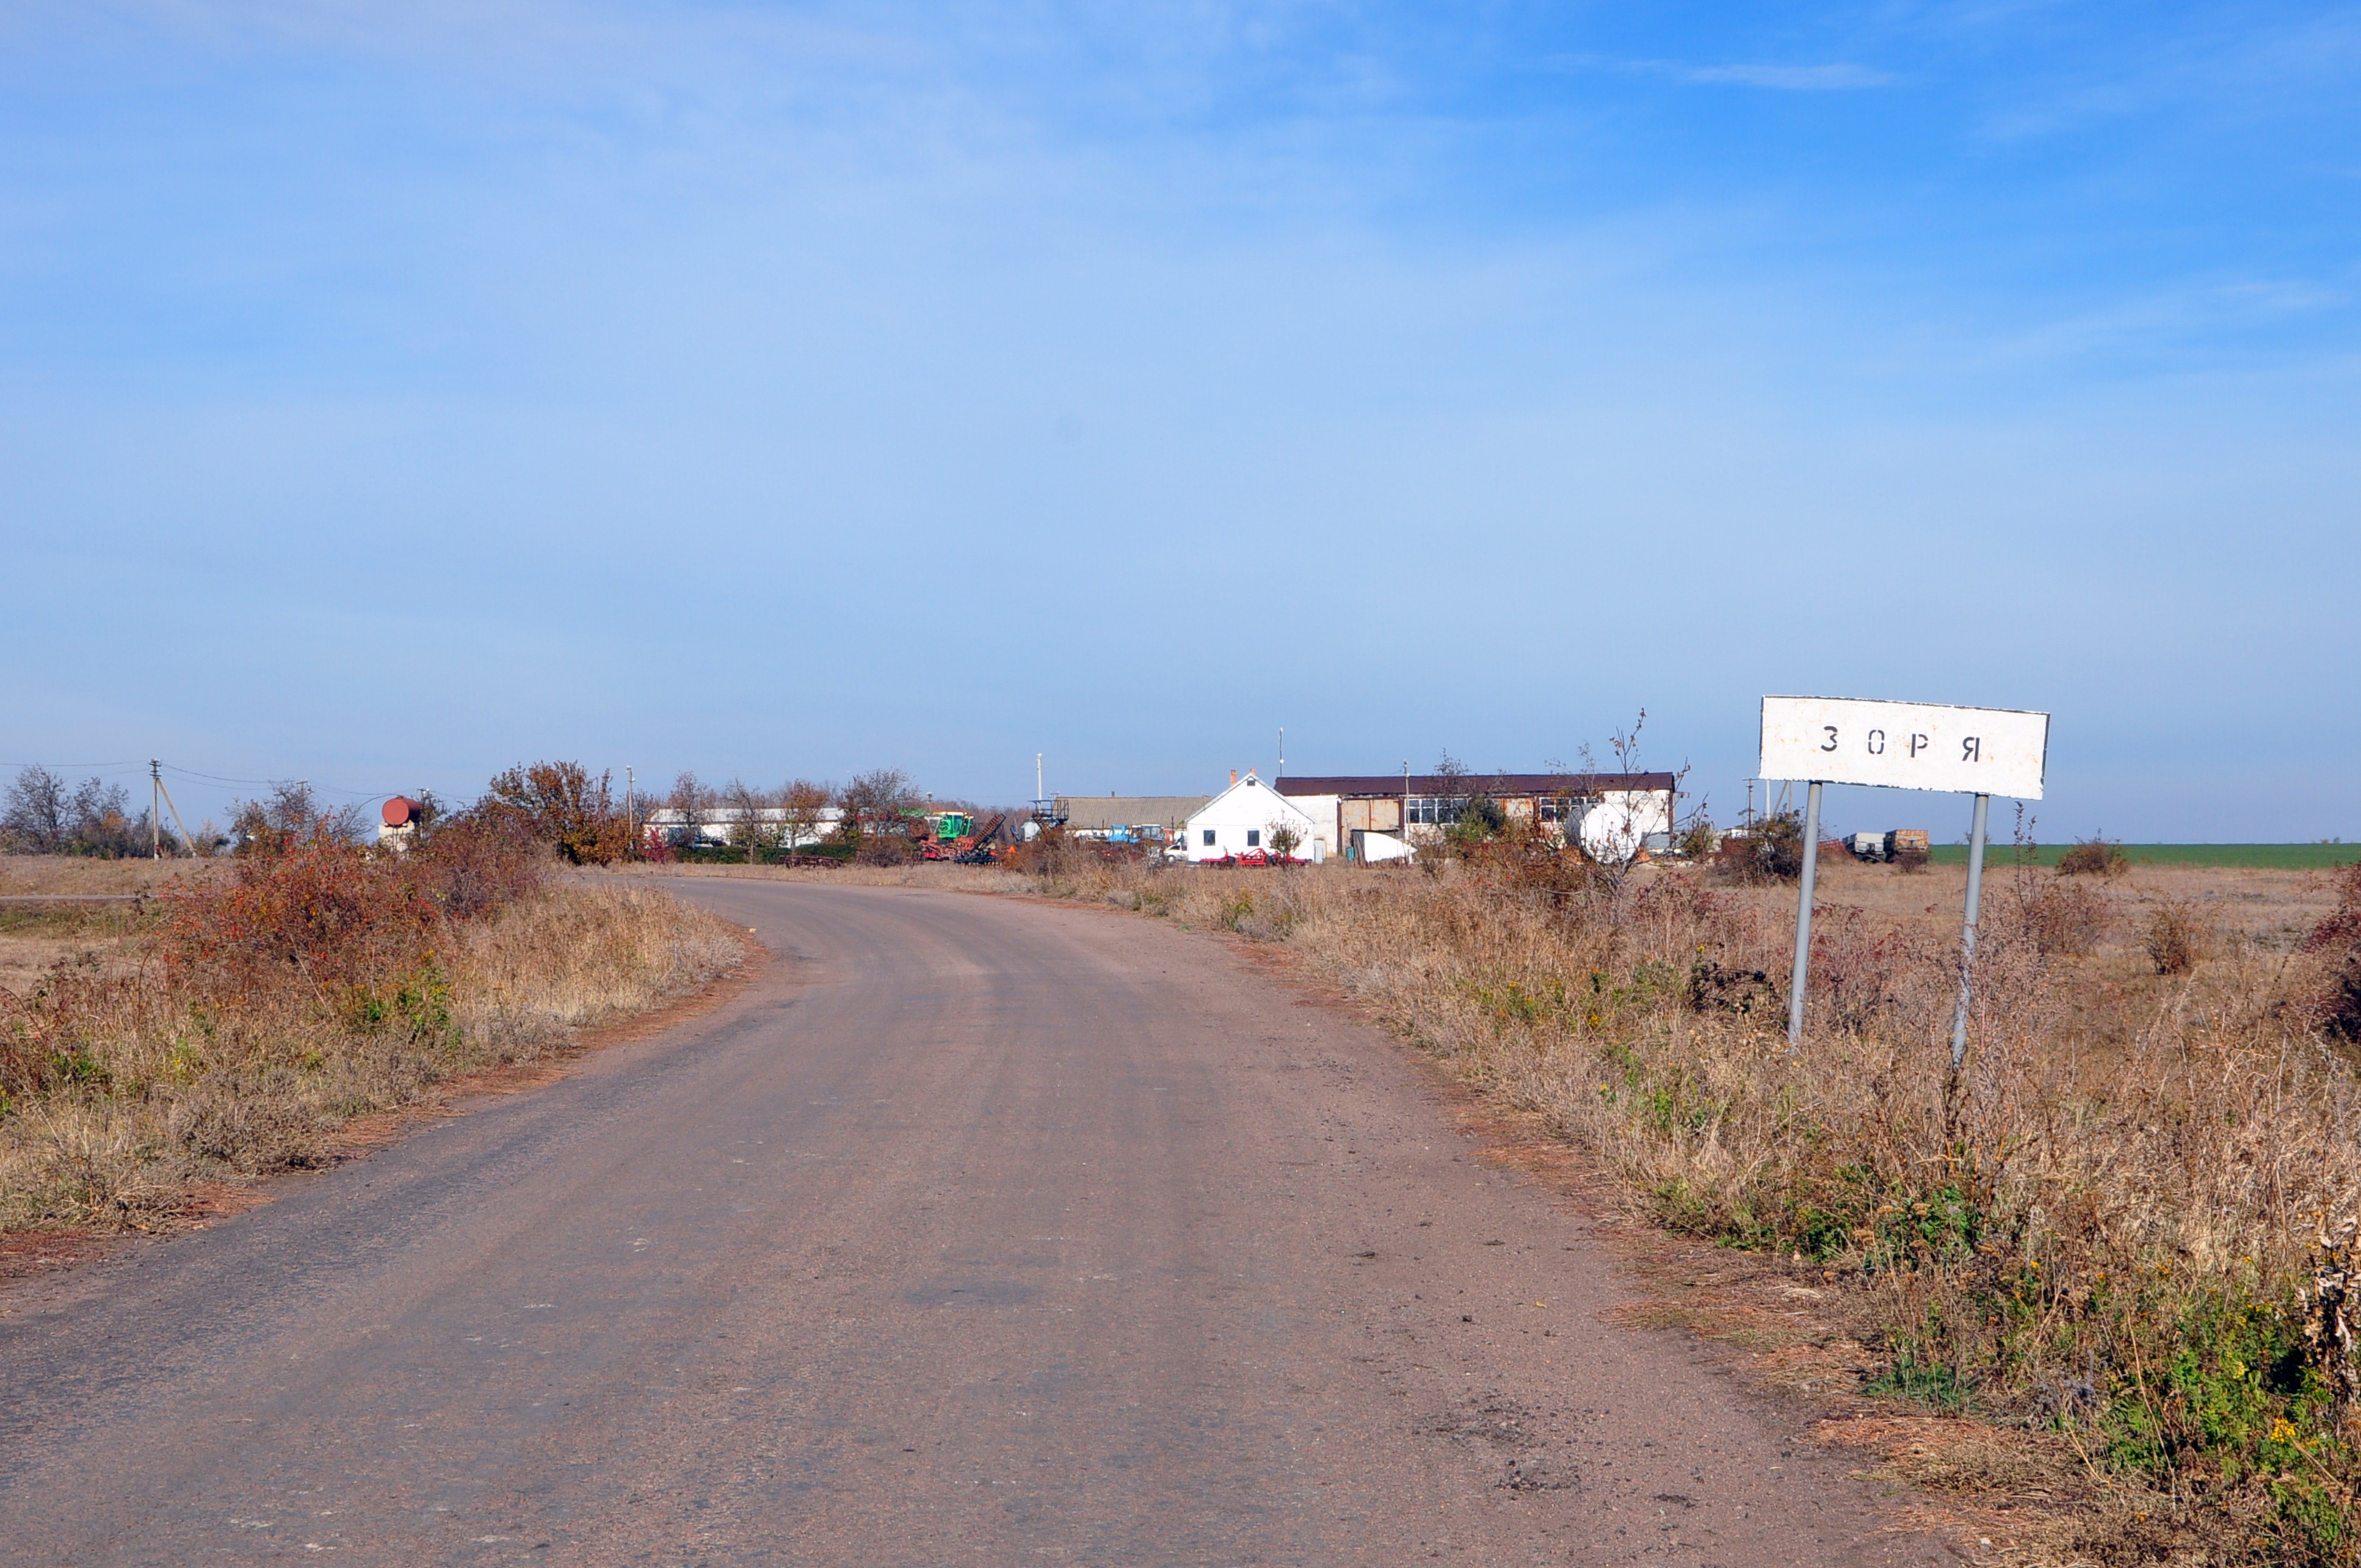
[1926,842,2361,870]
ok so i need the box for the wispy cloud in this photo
[1547,53,1900,92]
[1673,61,1898,91]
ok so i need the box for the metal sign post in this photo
[1951,791,1990,1072]
[1785,780,1824,1047]
[1759,696,2048,1055]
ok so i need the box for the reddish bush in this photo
[161,827,440,1001]
[408,814,545,920]
[2304,863,2361,1040]
[156,816,545,1008]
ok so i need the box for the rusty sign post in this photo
[1759,697,2049,1053]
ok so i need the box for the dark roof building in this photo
[1273,772,1676,801]
[1053,794,1213,835]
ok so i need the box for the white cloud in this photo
[1674,61,1898,91]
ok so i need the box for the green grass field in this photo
[1925,843,2361,870]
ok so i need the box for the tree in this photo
[1264,819,1303,865]
[3,766,68,852]
[722,777,779,864]
[482,761,629,865]
[838,769,924,865]
[229,781,365,859]
[839,768,922,821]
[780,779,833,855]
[1564,709,1694,888]
[66,778,148,857]
[666,772,711,852]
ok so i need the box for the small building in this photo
[1054,794,1213,846]
[1274,772,1678,863]
[1182,772,1324,863]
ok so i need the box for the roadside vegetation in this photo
[0,774,744,1235]
[1007,829,2361,1563]
[14,747,2359,1556]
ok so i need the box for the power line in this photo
[159,765,388,799]
[0,758,394,802]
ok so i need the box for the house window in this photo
[1203,829,1216,846]
[1247,829,1261,848]
[1407,796,1469,826]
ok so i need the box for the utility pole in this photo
[1277,727,1285,781]
[152,766,195,857]
[150,760,162,858]
[625,766,635,857]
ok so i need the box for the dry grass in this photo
[0,859,744,1234]
[999,846,2361,1562]
[0,856,220,897]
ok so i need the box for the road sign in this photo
[1760,696,2048,799]
[1757,694,2052,1064]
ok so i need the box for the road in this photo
[0,882,1939,1565]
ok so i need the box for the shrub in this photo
[1889,842,1931,874]
[1998,875,2113,958]
[1707,811,1803,885]
[2144,899,2208,976]
[1,819,735,1228]
[161,825,442,1002]
[2058,836,2130,878]
[229,780,368,857]
[1675,819,1720,860]
[408,814,545,920]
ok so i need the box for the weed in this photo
[2144,901,2206,976]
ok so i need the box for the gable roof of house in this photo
[1184,772,1319,824]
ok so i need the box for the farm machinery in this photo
[919,810,1012,864]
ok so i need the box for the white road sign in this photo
[1759,696,2048,799]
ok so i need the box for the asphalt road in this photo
[0,882,1942,1566]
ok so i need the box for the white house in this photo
[1182,772,1324,863]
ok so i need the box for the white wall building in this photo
[1181,772,1324,863]
[640,805,845,849]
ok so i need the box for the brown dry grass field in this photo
[0,857,746,1237]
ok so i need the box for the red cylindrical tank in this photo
[382,796,420,827]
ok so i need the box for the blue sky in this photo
[1,2,2354,839]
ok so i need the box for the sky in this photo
[1,1,2355,841]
